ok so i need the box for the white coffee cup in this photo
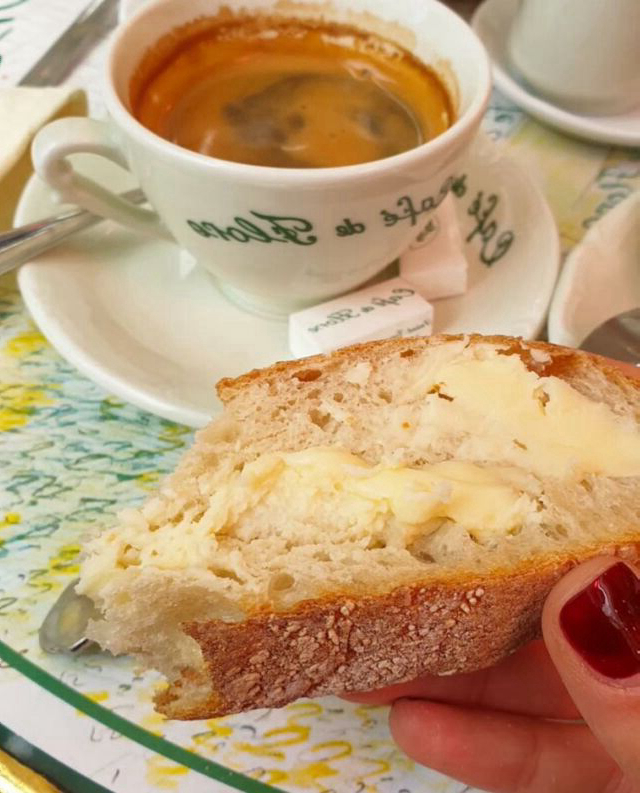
[507,0,640,116]
[32,0,490,317]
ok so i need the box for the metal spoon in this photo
[38,578,100,655]
[0,188,146,276]
[578,308,640,364]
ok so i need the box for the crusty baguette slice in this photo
[77,335,640,719]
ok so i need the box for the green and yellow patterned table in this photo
[0,3,639,789]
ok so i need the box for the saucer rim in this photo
[16,251,211,427]
[471,0,640,148]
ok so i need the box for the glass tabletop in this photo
[0,723,107,793]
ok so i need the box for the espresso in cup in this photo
[130,15,454,168]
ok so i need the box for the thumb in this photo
[542,556,640,782]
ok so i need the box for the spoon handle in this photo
[0,187,146,276]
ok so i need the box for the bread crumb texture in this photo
[77,335,640,717]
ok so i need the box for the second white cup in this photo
[507,0,640,116]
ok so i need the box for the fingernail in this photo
[560,562,640,679]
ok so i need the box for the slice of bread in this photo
[77,335,640,719]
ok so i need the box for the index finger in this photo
[342,640,579,719]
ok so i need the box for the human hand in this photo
[344,558,640,792]
[344,361,640,793]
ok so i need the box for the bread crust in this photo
[216,334,640,408]
[138,334,640,719]
[157,540,640,719]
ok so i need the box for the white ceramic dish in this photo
[548,191,640,348]
[16,135,559,428]
[471,0,640,148]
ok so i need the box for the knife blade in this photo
[19,0,119,87]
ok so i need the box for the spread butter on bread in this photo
[77,335,640,718]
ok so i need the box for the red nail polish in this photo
[560,562,640,679]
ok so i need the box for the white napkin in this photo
[0,87,87,230]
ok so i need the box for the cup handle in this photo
[31,116,172,240]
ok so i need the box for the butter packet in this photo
[400,194,468,300]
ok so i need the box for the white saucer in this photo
[16,136,559,428]
[472,0,640,148]
[548,191,640,348]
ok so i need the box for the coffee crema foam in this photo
[130,14,454,168]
